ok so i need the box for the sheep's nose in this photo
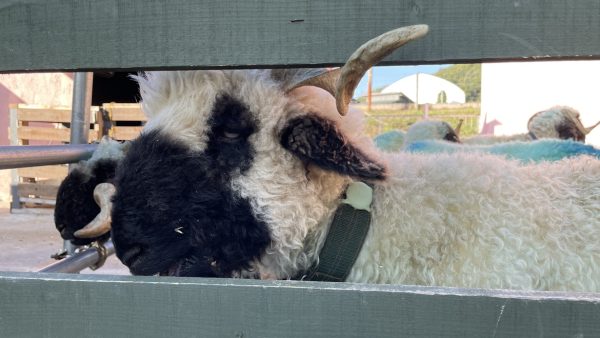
[118,245,142,267]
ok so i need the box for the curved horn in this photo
[284,25,429,115]
[283,68,341,97]
[336,24,429,115]
[73,183,116,238]
[454,119,464,137]
[585,120,600,134]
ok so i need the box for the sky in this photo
[353,64,450,98]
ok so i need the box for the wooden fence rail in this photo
[1,0,600,72]
[99,103,146,141]
[1,272,600,338]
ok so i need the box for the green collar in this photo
[298,182,373,282]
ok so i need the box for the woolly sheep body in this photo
[405,138,600,163]
[348,152,600,290]
[401,120,459,147]
[373,130,405,152]
[373,120,458,152]
[460,133,530,145]
[110,70,600,292]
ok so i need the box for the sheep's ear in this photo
[280,115,386,180]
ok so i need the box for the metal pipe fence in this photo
[0,144,97,170]
[38,240,114,274]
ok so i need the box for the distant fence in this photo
[355,102,481,111]
[9,103,146,211]
[98,103,146,141]
[356,103,481,137]
[8,104,99,209]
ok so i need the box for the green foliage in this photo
[435,64,481,102]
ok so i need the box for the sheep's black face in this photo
[54,160,116,246]
[557,119,586,142]
[443,130,460,143]
[111,95,271,277]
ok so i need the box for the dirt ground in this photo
[0,207,129,275]
[0,168,128,275]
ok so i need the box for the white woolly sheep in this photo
[373,129,405,152]
[108,70,600,292]
[54,137,127,245]
[400,119,461,147]
[66,25,600,293]
[374,106,600,152]
[373,119,462,152]
[463,105,600,144]
[390,119,600,164]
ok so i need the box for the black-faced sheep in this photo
[54,137,127,245]
[64,26,600,292]
[374,106,600,152]
[462,106,600,144]
[390,119,600,164]
[107,69,600,291]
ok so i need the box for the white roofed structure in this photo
[380,73,466,104]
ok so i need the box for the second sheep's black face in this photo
[54,159,117,246]
[111,95,271,277]
[557,118,586,142]
[443,129,460,143]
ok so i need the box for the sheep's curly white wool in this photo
[350,152,600,291]
[401,120,458,147]
[373,130,405,152]
[134,70,600,292]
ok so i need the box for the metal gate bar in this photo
[38,240,115,274]
[0,144,97,170]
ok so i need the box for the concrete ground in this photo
[0,208,129,275]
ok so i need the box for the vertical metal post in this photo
[69,72,93,145]
[64,72,94,255]
[415,72,420,110]
[367,68,373,112]
[8,105,21,210]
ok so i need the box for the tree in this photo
[435,64,481,102]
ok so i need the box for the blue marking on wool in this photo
[373,130,405,152]
[405,139,600,163]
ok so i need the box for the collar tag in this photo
[341,181,373,212]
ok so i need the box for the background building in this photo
[380,73,466,104]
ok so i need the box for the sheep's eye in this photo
[223,131,240,139]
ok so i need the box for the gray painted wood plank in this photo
[1,0,600,72]
[1,272,599,337]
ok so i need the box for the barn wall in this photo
[0,73,73,207]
